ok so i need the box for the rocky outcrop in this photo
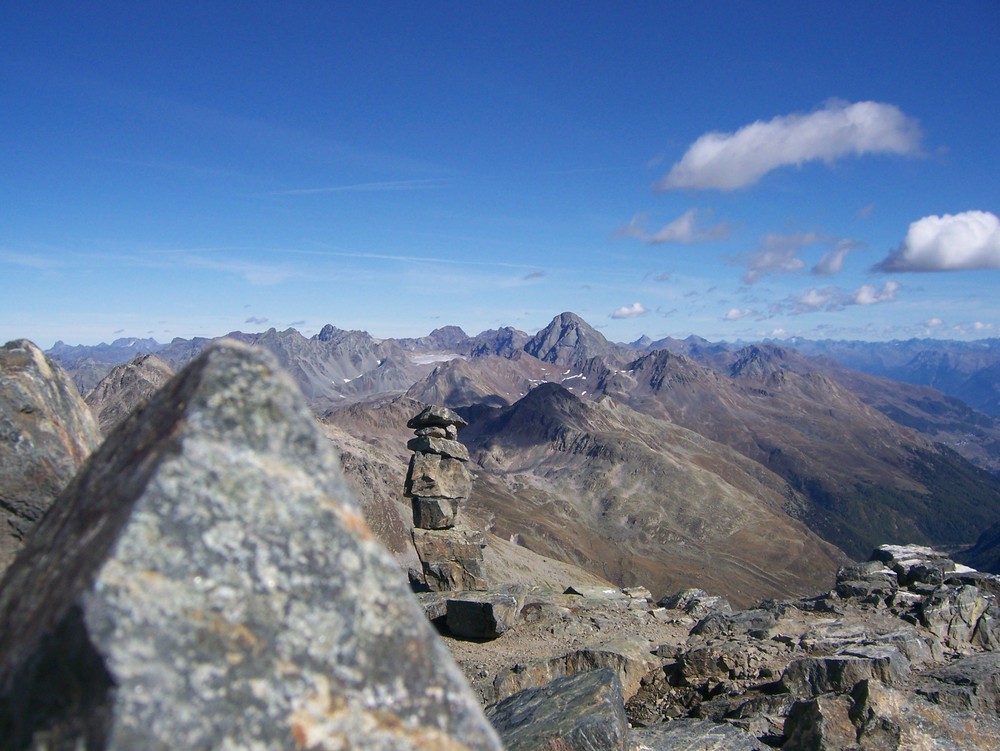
[406,405,489,592]
[440,544,1000,750]
[0,339,101,574]
[0,343,502,750]
[84,352,175,434]
[486,668,629,751]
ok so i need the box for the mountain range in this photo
[47,312,1000,601]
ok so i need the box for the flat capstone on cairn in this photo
[405,405,488,592]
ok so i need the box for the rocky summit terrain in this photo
[0,340,101,574]
[47,313,1000,603]
[2,337,1000,749]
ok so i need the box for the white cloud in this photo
[812,240,856,276]
[973,321,994,332]
[797,288,835,308]
[725,308,755,320]
[924,317,944,327]
[611,302,649,319]
[616,209,730,245]
[657,100,922,191]
[853,280,900,305]
[875,211,1000,272]
[739,232,820,283]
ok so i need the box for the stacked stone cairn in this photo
[405,405,488,591]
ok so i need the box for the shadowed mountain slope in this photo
[598,344,1000,558]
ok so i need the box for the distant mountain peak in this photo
[524,312,616,366]
[729,344,789,379]
[631,335,653,349]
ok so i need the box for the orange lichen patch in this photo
[288,674,477,751]
[332,503,374,542]
[188,610,265,656]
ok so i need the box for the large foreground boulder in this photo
[0,339,101,574]
[0,342,502,750]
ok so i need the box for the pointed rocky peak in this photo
[524,312,616,367]
[85,353,176,434]
[316,323,343,342]
[630,335,653,350]
[729,344,790,380]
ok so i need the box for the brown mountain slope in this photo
[457,383,845,606]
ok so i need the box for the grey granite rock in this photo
[630,719,767,750]
[0,339,101,574]
[486,668,628,751]
[0,342,502,751]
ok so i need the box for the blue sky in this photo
[3,2,999,348]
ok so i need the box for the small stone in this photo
[412,496,460,529]
[407,435,470,462]
[405,452,472,499]
[415,426,449,439]
[447,594,520,640]
[407,405,468,430]
[412,527,487,592]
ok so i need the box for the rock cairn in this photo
[405,405,488,591]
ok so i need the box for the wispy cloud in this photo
[522,270,547,281]
[812,239,857,276]
[643,271,673,282]
[616,209,730,244]
[178,255,301,286]
[264,178,450,196]
[737,232,817,283]
[610,302,649,319]
[657,100,922,191]
[772,281,902,315]
[0,250,61,270]
[724,308,757,321]
[737,232,857,283]
[245,316,269,325]
[874,210,1000,272]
